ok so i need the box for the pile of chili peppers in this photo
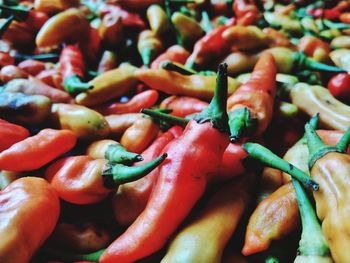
[2,0,350,262]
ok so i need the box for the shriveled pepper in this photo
[59,44,93,94]
[137,30,164,68]
[161,174,252,263]
[99,64,231,262]
[227,52,276,142]
[151,45,190,70]
[0,128,76,171]
[75,63,138,106]
[160,95,208,118]
[51,103,110,140]
[0,177,60,263]
[4,77,72,103]
[120,115,160,153]
[0,118,29,152]
[113,126,183,226]
[0,92,52,125]
[94,90,159,115]
[45,153,167,205]
[134,68,239,100]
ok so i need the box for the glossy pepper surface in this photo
[0,118,29,152]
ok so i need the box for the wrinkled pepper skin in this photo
[75,63,138,106]
[135,69,239,101]
[0,128,76,171]
[161,175,252,263]
[113,126,183,226]
[0,177,60,263]
[51,103,110,140]
[0,119,29,152]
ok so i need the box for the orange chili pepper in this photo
[263,28,295,48]
[160,95,208,118]
[151,45,190,70]
[340,12,350,24]
[97,51,118,74]
[0,118,29,152]
[106,113,142,137]
[232,0,261,25]
[298,36,330,63]
[0,128,76,171]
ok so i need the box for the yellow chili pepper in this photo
[51,103,110,140]
[329,48,350,73]
[75,63,138,106]
[264,12,302,34]
[137,30,163,68]
[134,68,239,100]
[36,8,89,47]
[331,36,350,49]
[147,5,170,35]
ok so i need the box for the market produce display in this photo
[1,0,350,262]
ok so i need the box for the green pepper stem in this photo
[43,247,104,262]
[140,47,155,68]
[103,153,167,188]
[0,15,13,37]
[105,144,143,164]
[63,74,93,94]
[294,52,345,73]
[323,19,350,30]
[160,60,197,75]
[228,107,258,142]
[265,256,280,263]
[242,142,319,191]
[201,11,213,32]
[0,4,29,21]
[292,178,330,257]
[194,63,229,133]
[336,127,350,152]
[297,113,319,145]
[141,108,189,128]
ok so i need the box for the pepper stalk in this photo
[293,52,345,73]
[43,247,105,262]
[0,14,13,37]
[63,74,93,94]
[105,144,143,164]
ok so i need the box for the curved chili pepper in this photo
[298,36,330,63]
[147,4,170,35]
[17,59,46,76]
[151,45,190,70]
[98,12,123,48]
[99,64,230,262]
[113,126,183,227]
[59,45,92,94]
[0,118,29,152]
[232,0,260,25]
[95,90,159,115]
[45,153,167,205]
[0,128,76,171]
[228,52,276,142]
[159,95,208,118]
[0,65,28,83]
[262,28,295,48]
[97,50,118,74]
[137,30,164,68]
[0,177,60,263]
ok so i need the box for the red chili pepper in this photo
[232,0,261,24]
[94,90,159,115]
[340,12,350,24]
[0,52,14,68]
[307,8,340,20]
[100,64,230,263]
[227,52,277,142]
[36,68,64,90]
[113,126,183,226]
[25,10,49,32]
[159,95,209,118]
[151,45,190,70]
[0,118,29,152]
[59,44,93,94]
[0,65,28,83]
[18,59,46,76]
[0,128,76,171]
[79,26,101,63]
[328,73,350,102]
[185,18,236,69]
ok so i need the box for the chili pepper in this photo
[135,68,239,100]
[185,17,236,70]
[222,25,269,51]
[59,44,93,94]
[75,63,138,107]
[302,123,350,262]
[160,60,216,76]
[51,103,110,140]
[232,0,261,25]
[161,174,252,263]
[0,177,60,263]
[35,8,90,48]
[0,128,76,171]
[256,167,283,203]
[45,153,167,205]
[34,0,80,15]
[264,12,302,34]
[340,12,350,24]
[223,51,259,75]
[0,92,52,124]
[160,95,208,118]
[298,36,330,63]
[106,113,142,137]
[95,90,159,115]
[228,52,276,142]
[2,19,34,46]
[99,63,230,263]
[137,30,164,68]
[0,170,22,190]
[36,68,64,91]
[120,115,160,153]
[331,36,350,49]
[48,222,110,253]
[0,118,29,152]
[327,73,350,102]
[307,8,340,20]
[98,11,123,48]
[113,126,183,226]
[262,28,295,48]
[0,15,14,37]
[109,0,162,10]
[4,77,72,103]
[0,65,28,83]
[300,17,319,35]
[330,48,350,73]
[151,45,190,70]
[97,50,118,74]
[17,59,46,76]
[0,52,14,68]
[171,12,204,48]
[147,4,171,35]
[86,139,143,163]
